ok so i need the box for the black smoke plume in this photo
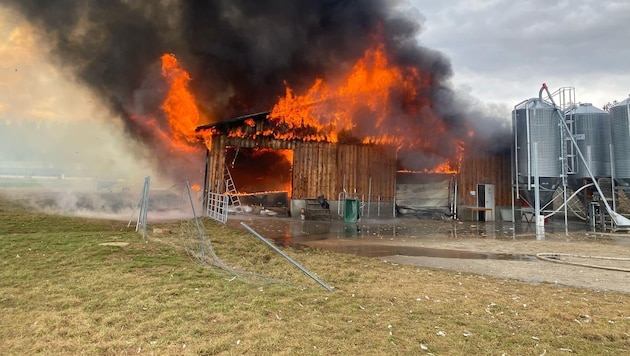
[2,0,511,178]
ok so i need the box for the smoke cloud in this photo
[1,0,511,182]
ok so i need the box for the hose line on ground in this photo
[536,253,630,272]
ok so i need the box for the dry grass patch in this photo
[0,197,629,354]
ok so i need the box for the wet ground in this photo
[2,187,629,293]
[228,215,630,251]
[227,215,630,294]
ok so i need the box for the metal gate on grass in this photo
[206,192,229,224]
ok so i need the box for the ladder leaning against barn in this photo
[224,164,243,213]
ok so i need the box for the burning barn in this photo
[190,30,503,220]
[2,1,513,220]
[196,111,398,218]
[195,108,513,221]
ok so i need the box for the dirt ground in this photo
[229,216,630,294]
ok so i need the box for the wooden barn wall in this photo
[204,135,396,200]
[292,142,336,199]
[292,143,396,200]
[206,136,228,193]
[457,152,512,206]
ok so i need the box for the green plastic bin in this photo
[343,198,359,223]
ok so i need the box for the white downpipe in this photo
[533,143,545,237]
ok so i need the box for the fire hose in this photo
[536,253,630,272]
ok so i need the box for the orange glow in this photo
[253,148,293,195]
[431,139,464,173]
[267,41,464,172]
[230,190,289,196]
[278,149,293,195]
[191,184,201,191]
[160,53,202,153]
[430,161,457,174]
[269,43,409,145]
[274,148,294,164]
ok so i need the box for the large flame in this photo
[269,42,413,146]
[268,41,467,172]
[130,53,207,154]
[160,53,203,152]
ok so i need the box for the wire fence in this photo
[174,182,287,285]
[128,179,321,287]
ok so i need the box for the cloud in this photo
[406,0,630,108]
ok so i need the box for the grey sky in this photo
[405,0,630,109]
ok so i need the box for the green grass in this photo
[0,196,629,355]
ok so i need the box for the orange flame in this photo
[269,42,412,146]
[267,40,463,172]
[254,148,293,195]
[432,139,465,173]
[160,53,202,153]
[190,184,201,191]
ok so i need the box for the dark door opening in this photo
[225,147,293,207]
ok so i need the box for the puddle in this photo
[232,215,626,261]
[234,216,613,242]
[309,243,538,261]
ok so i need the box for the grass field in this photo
[1,196,629,355]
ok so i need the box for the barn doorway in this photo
[225,147,293,209]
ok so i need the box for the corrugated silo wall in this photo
[458,151,512,207]
[291,142,396,201]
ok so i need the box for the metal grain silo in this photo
[565,103,611,179]
[610,96,630,188]
[513,98,562,207]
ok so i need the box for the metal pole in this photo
[610,144,616,211]
[186,181,205,260]
[526,102,532,189]
[453,175,458,220]
[240,222,334,292]
[127,195,142,228]
[510,131,516,223]
[561,108,569,235]
[533,143,545,238]
[512,103,523,202]
[135,184,143,232]
[367,177,372,219]
[141,177,150,239]
[202,148,210,212]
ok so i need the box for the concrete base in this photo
[290,199,395,219]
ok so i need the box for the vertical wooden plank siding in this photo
[457,152,512,206]
[208,136,227,193]
[205,134,397,200]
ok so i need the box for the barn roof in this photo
[194,111,270,133]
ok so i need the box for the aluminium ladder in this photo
[224,164,243,213]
